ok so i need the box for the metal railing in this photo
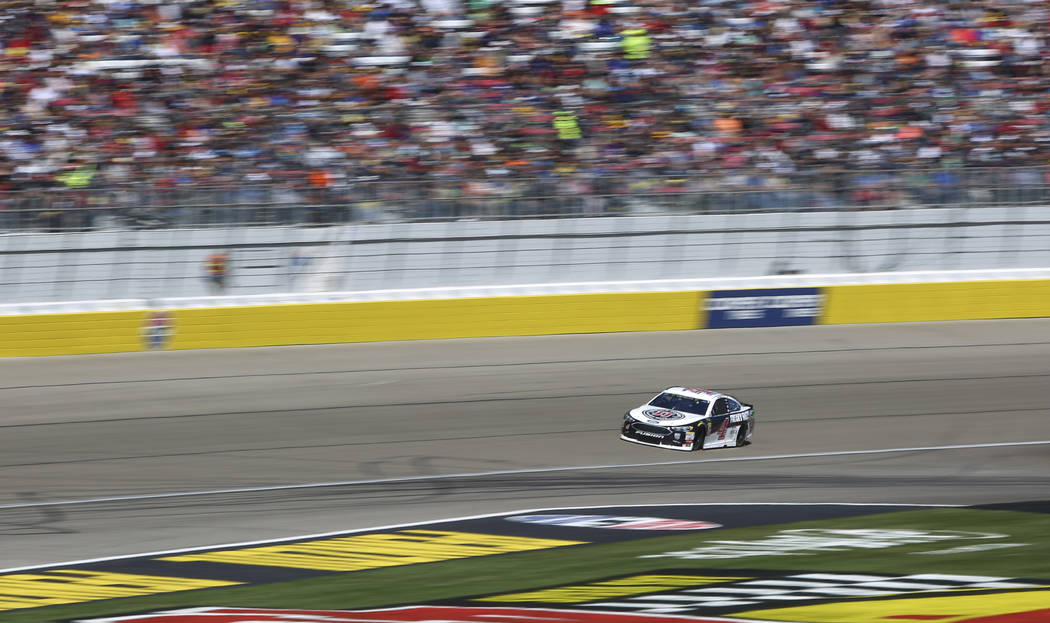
[2,166,1050,305]
[1,166,1048,232]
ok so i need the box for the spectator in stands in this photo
[204,250,229,294]
[0,0,1045,214]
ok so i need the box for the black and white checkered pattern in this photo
[587,573,1040,614]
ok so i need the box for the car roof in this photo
[662,386,725,400]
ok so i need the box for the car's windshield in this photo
[648,393,710,416]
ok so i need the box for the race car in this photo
[621,386,754,451]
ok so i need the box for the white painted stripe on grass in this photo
[0,502,950,574]
[1,439,1045,512]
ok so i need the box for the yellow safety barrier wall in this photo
[821,280,1050,324]
[0,291,704,357]
[3,280,1050,357]
[170,292,703,350]
[0,310,147,357]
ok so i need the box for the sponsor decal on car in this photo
[640,529,1008,560]
[504,514,722,531]
[642,409,684,420]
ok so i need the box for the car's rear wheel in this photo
[691,425,706,451]
[736,423,749,447]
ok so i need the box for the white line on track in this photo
[2,439,1047,511]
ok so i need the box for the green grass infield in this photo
[7,506,1049,623]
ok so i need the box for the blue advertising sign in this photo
[704,287,824,329]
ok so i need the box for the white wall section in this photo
[2,206,1048,304]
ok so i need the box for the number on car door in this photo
[710,398,730,445]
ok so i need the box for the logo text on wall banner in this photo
[704,288,824,329]
[141,310,175,350]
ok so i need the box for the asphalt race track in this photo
[2,319,1049,570]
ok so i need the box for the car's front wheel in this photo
[691,425,706,451]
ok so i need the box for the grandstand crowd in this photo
[0,0,1048,198]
